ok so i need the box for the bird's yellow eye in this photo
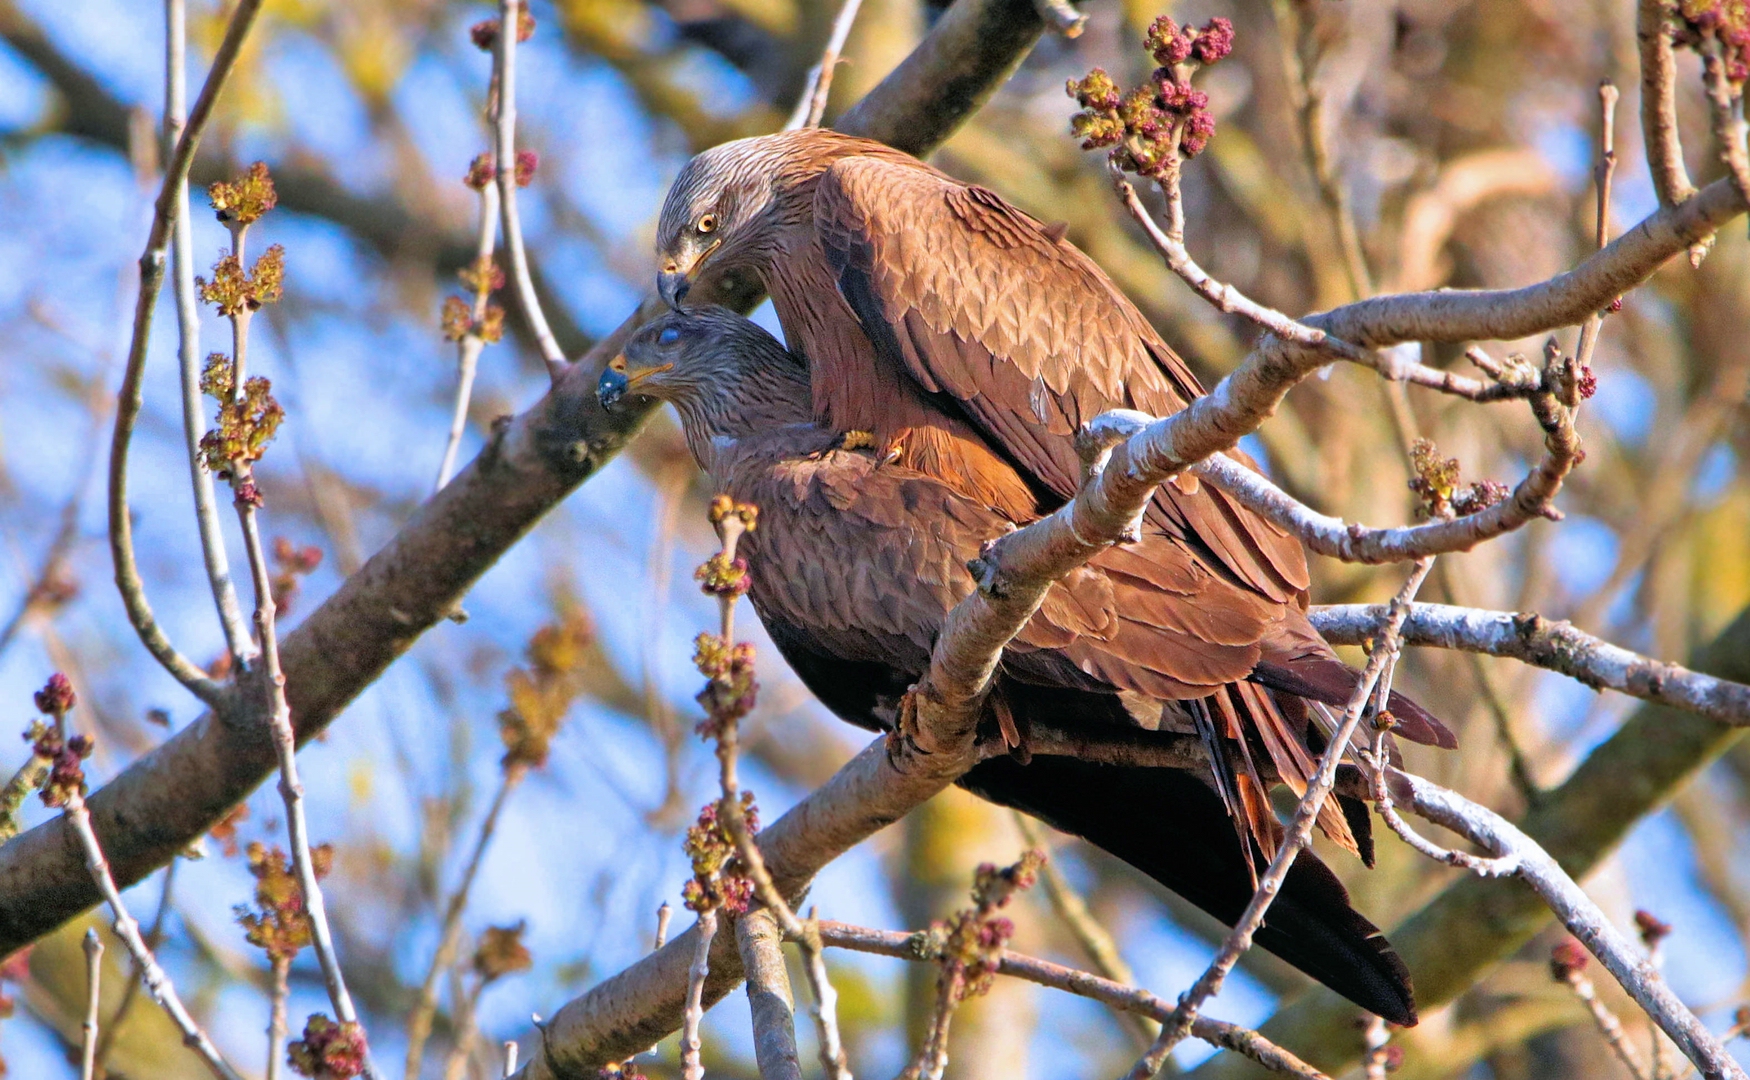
[697,213,718,234]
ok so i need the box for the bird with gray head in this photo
[601,304,1432,1027]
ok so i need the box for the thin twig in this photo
[405,764,527,1080]
[1126,560,1432,1078]
[436,179,501,492]
[442,974,487,1080]
[1031,0,1087,39]
[699,503,853,1080]
[92,859,179,1074]
[81,927,103,1080]
[268,954,290,1080]
[219,218,370,1057]
[1012,813,1155,1045]
[505,1041,519,1078]
[815,922,1330,1080]
[165,0,251,662]
[1638,0,1700,210]
[784,0,867,130]
[1699,36,1750,234]
[1561,961,1654,1080]
[681,908,719,1080]
[64,792,244,1079]
[110,0,269,708]
[1272,0,1372,299]
[494,0,567,382]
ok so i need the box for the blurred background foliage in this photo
[0,0,1746,1076]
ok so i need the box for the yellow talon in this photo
[838,429,879,452]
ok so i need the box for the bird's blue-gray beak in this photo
[657,270,690,309]
[597,363,629,411]
[597,355,673,411]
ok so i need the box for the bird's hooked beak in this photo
[657,238,721,309]
[597,354,673,411]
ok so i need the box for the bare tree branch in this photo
[738,908,805,1080]
[814,922,1330,1080]
[1189,605,1750,1080]
[1382,768,1745,1080]
[494,0,568,382]
[784,0,866,130]
[80,928,102,1080]
[1310,603,1750,726]
[165,0,252,664]
[1126,561,1431,1077]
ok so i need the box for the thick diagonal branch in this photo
[0,0,1054,961]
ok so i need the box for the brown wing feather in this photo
[812,155,1310,603]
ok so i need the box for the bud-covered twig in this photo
[33,675,246,1080]
[900,852,1043,1080]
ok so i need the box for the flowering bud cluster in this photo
[1676,1,1750,83]
[287,1014,367,1079]
[235,840,333,963]
[1067,17,1233,178]
[198,358,285,476]
[927,851,1043,1004]
[1407,439,1510,520]
[207,162,278,226]
[28,673,91,808]
[682,794,758,915]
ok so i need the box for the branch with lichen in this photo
[27,675,245,1080]
[691,495,853,1080]
[1309,602,1750,726]
[813,921,1331,1080]
[1365,764,1746,1080]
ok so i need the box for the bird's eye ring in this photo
[697,213,718,234]
[658,326,682,345]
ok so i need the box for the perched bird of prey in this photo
[652,128,1453,843]
[601,305,1445,1025]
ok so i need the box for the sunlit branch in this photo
[165,0,252,663]
[80,928,102,1080]
[494,0,568,382]
[784,0,866,130]
[109,0,270,708]
[1375,767,1746,1080]
[738,907,806,1080]
[1124,560,1431,1077]
[1310,602,1750,726]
